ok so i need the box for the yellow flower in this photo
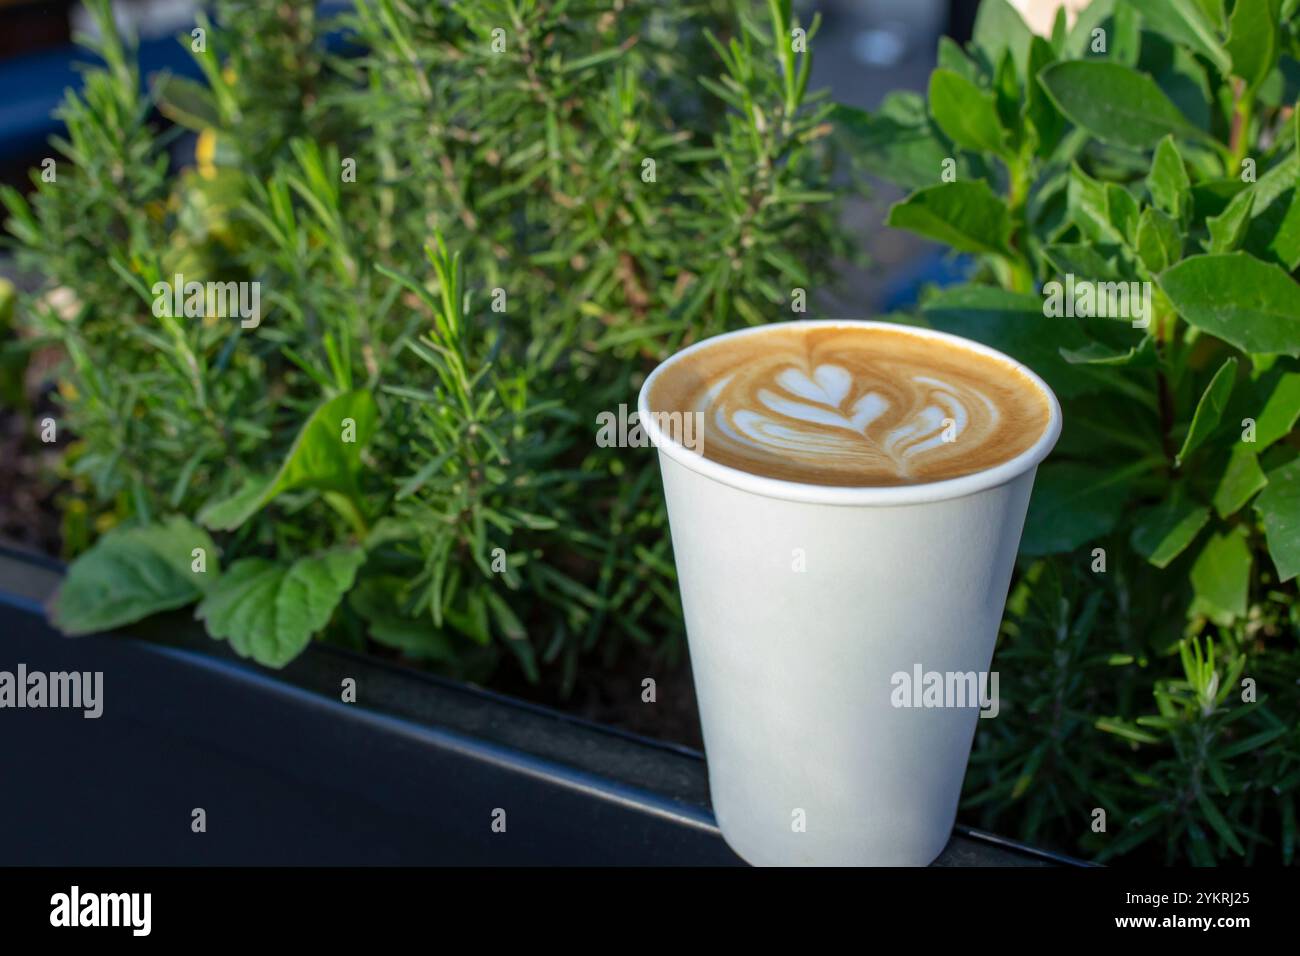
[197,128,219,181]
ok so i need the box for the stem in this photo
[1001,154,1035,293]
[323,491,370,540]
[1152,304,1178,471]
[1228,83,1254,175]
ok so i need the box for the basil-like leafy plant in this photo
[841,0,1299,863]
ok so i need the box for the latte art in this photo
[647,325,1051,487]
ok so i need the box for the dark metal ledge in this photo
[0,545,1086,866]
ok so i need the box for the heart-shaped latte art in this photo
[648,325,1049,487]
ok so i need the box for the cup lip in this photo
[636,319,1063,507]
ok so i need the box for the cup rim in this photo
[635,319,1063,507]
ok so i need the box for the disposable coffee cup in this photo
[638,320,1062,866]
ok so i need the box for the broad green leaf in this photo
[886,182,1011,256]
[1212,444,1268,516]
[973,0,1033,78]
[1039,61,1203,149]
[1131,492,1210,568]
[196,548,366,667]
[1043,242,1123,279]
[1130,0,1231,74]
[1158,254,1300,356]
[832,100,953,191]
[1206,189,1255,253]
[200,389,378,531]
[1147,136,1192,223]
[992,51,1022,145]
[1177,358,1237,465]
[920,285,1109,399]
[1021,463,1134,555]
[52,517,219,635]
[1225,0,1282,93]
[1137,207,1183,272]
[1025,36,1064,157]
[1106,184,1140,245]
[1110,1,1143,65]
[928,68,1006,155]
[1068,163,1126,245]
[1189,528,1252,623]
[1255,458,1300,581]
[1060,336,1157,367]
[937,36,980,83]
[1253,369,1300,448]
[1242,154,1300,270]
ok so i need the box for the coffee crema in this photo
[646,324,1052,487]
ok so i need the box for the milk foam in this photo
[648,325,1050,487]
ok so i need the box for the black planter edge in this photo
[0,541,1091,867]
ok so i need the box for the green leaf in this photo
[1130,0,1232,75]
[1096,717,1163,745]
[349,576,456,661]
[1159,254,1300,356]
[973,0,1033,78]
[1255,458,1300,581]
[1106,184,1141,245]
[1147,135,1192,223]
[1212,444,1268,517]
[196,548,366,667]
[1060,338,1154,364]
[1196,793,1246,855]
[1025,36,1064,157]
[1068,163,1126,245]
[153,74,220,131]
[1136,207,1183,272]
[1206,189,1255,253]
[1189,528,1252,623]
[886,182,1011,256]
[1039,61,1202,149]
[928,68,1006,155]
[1225,0,1282,93]
[1021,464,1134,555]
[1131,492,1210,568]
[1043,242,1123,280]
[1242,154,1300,270]
[51,517,219,635]
[1254,369,1300,448]
[832,100,952,192]
[200,389,378,530]
[1059,337,1157,366]
[937,36,980,83]
[1177,358,1237,465]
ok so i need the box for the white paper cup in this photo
[638,320,1062,866]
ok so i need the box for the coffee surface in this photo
[647,324,1052,487]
